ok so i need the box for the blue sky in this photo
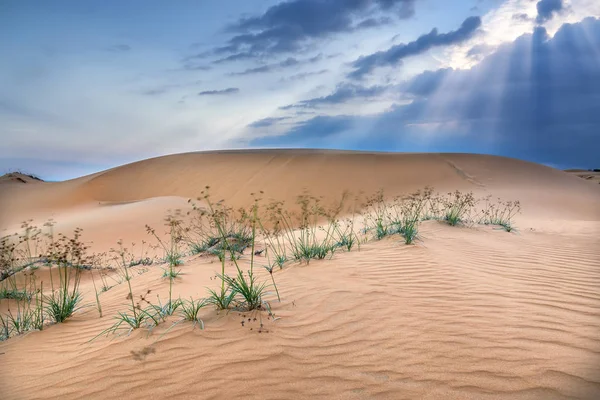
[1,0,599,180]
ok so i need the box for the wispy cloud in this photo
[229,54,324,76]
[281,83,390,109]
[198,88,239,96]
[279,69,329,82]
[348,16,482,79]
[247,116,290,128]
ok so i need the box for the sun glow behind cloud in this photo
[443,0,600,70]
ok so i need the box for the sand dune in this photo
[566,169,600,185]
[1,150,599,399]
[2,151,598,230]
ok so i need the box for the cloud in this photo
[214,0,416,60]
[536,0,564,24]
[398,68,451,97]
[254,17,600,167]
[247,116,290,128]
[355,16,394,29]
[466,43,495,60]
[280,69,329,82]
[282,83,390,109]
[229,55,319,76]
[512,13,532,22]
[142,89,167,96]
[252,115,355,146]
[182,63,212,71]
[349,16,482,79]
[231,65,272,76]
[198,88,239,96]
[213,52,256,64]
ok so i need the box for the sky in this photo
[1,0,599,180]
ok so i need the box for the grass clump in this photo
[0,287,32,301]
[1,223,87,339]
[442,190,476,226]
[185,200,253,258]
[271,193,342,264]
[43,227,87,324]
[362,188,432,244]
[396,188,432,244]
[199,188,272,312]
[478,196,521,232]
[179,297,209,329]
[95,242,159,339]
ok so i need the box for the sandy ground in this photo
[0,150,599,399]
[565,169,600,185]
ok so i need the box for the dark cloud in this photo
[254,18,600,167]
[280,57,300,67]
[282,83,389,109]
[247,117,290,128]
[213,0,416,60]
[198,88,239,96]
[349,16,482,79]
[512,13,532,22]
[536,0,563,24]
[356,16,393,29]
[398,68,450,97]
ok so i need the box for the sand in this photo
[565,169,600,185]
[0,150,599,399]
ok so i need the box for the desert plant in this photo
[90,269,103,318]
[258,215,288,269]
[161,267,182,280]
[207,286,237,309]
[200,189,272,311]
[478,196,521,232]
[0,287,32,301]
[146,214,186,314]
[107,240,142,330]
[397,187,432,244]
[149,295,182,319]
[185,198,253,258]
[219,269,267,311]
[179,297,209,329]
[44,228,86,323]
[274,193,340,264]
[93,288,163,340]
[442,190,476,226]
[263,265,280,302]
